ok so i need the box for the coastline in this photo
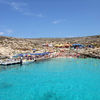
[0,35,100,66]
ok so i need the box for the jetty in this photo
[0,60,22,66]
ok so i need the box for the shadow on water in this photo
[34,59,51,64]
[0,64,23,72]
[0,82,13,89]
[32,91,64,100]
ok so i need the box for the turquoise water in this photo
[0,58,100,100]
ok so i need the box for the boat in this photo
[22,59,35,64]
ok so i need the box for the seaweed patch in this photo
[0,82,13,89]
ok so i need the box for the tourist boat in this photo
[22,59,35,64]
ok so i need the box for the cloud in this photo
[52,20,61,24]
[0,32,5,35]
[52,19,66,24]
[0,0,44,18]
[0,0,22,11]
[0,28,14,35]
[9,2,27,12]
[0,0,27,12]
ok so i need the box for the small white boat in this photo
[22,60,35,64]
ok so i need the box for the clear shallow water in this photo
[0,58,100,100]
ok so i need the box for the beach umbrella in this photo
[32,49,36,51]
[16,54,23,57]
[13,54,23,58]
[56,44,59,46]
[59,44,63,47]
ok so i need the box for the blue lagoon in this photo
[0,58,100,100]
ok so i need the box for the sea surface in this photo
[0,58,100,100]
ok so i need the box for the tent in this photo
[32,49,36,51]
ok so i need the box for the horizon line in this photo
[0,34,100,39]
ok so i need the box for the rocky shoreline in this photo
[77,48,100,59]
[80,52,100,59]
[0,36,100,60]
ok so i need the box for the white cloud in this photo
[0,1,44,18]
[52,20,61,24]
[0,28,14,35]
[0,0,24,12]
[52,19,66,24]
[0,32,5,35]
[9,2,27,12]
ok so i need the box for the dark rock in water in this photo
[43,92,55,99]
[39,91,63,100]
[0,82,13,89]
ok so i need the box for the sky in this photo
[0,0,100,38]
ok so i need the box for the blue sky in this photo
[0,0,100,38]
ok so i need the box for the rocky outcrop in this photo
[78,48,100,59]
